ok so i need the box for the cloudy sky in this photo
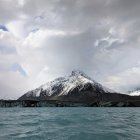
[1,0,140,99]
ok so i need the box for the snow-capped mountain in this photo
[18,70,119,101]
[129,90,140,96]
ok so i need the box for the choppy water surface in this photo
[0,107,140,140]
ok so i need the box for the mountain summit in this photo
[18,70,127,102]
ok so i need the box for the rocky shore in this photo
[1,98,140,107]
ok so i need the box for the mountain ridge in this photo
[2,70,140,107]
[129,89,140,96]
[18,70,125,102]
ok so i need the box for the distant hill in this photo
[18,70,130,103]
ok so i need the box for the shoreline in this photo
[1,99,140,107]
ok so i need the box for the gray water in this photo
[0,108,140,140]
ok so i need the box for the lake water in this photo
[0,108,140,140]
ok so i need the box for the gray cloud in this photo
[0,0,140,99]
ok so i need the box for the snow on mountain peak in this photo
[71,70,86,76]
[129,90,140,96]
[20,70,115,99]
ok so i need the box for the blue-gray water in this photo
[0,108,140,140]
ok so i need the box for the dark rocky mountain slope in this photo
[18,70,133,105]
